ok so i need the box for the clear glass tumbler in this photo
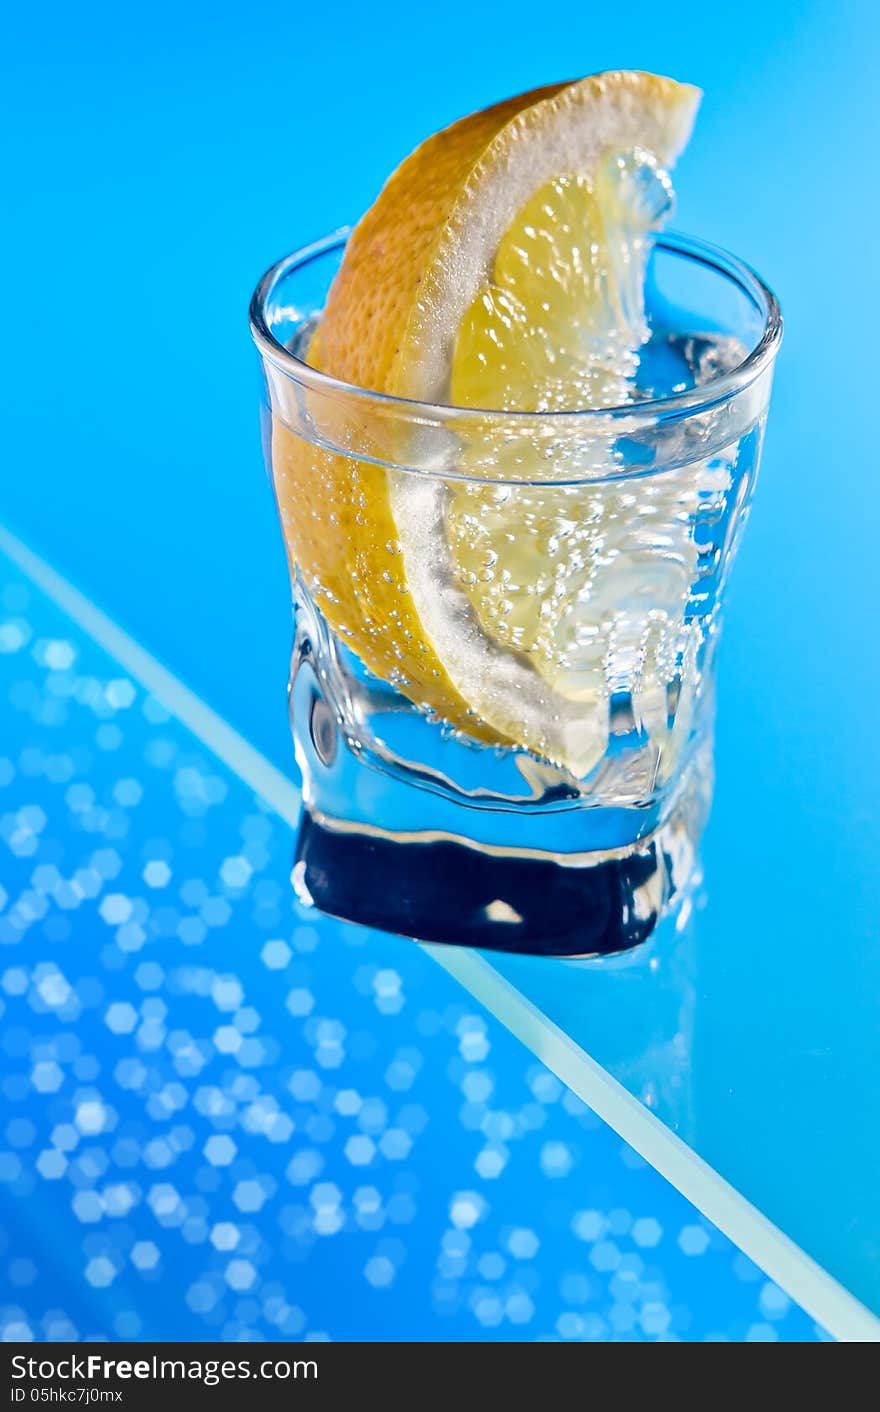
[250,229,781,957]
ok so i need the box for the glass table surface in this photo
[0,525,876,1343]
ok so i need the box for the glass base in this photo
[288,612,712,957]
[292,799,702,957]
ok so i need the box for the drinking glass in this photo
[250,230,781,956]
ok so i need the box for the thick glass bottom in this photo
[292,797,702,957]
[289,611,713,956]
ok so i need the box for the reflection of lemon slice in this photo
[272,72,700,775]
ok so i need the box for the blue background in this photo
[3,0,880,1333]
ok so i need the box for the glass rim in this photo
[249,226,782,426]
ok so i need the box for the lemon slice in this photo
[273,72,700,775]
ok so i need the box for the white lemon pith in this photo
[275,73,702,776]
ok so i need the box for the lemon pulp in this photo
[446,154,673,691]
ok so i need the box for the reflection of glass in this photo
[553,906,700,1143]
[250,231,781,956]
